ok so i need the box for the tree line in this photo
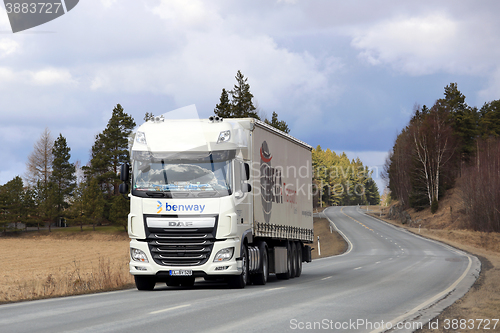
[313,146,380,207]
[384,83,500,232]
[0,71,293,234]
[0,104,134,234]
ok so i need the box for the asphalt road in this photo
[0,206,480,333]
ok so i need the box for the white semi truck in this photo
[119,115,313,290]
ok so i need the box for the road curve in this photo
[0,206,480,333]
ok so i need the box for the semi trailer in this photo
[119,115,313,290]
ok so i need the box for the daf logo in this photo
[168,221,193,227]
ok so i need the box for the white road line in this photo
[371,255,473,333]
[321,276,333,281]
[375,261,381,264]
[324,207,354,256]
[354,267,363,270]
[267,287,285,291]
[149,304,191,315]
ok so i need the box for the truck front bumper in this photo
[129,238,242,277]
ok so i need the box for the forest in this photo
[312,147,380,207]
[385,83,500,232]
[0,70,379,233]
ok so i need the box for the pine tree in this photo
[109,195,129,231]
[214,88,232,118]
[264,111,290,133]
[50,134,76,224]
[213,71,260,120]
[479,100,500,138]
[144,112,154,122]
[440,83,478,161]
[0,176,24,232]
[85,104,136,205]
[230,70,259,119]
[82,178,105,231]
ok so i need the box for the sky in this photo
[1,0,500,193]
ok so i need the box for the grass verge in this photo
[312,217,348,259]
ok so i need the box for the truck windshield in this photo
[131,150,234,198]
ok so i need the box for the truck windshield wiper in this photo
[144,191,172,198]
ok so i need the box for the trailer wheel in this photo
[276,242,292,280]
[135,275,156,291]
[229,245,248,288]
[253,242,268,285]
[295,241,302,277]
[290,241,297,279]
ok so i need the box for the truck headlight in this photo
[131,248,149,263]
[136,131,147,145]
[213,247,234,262]
[217,130,231,143]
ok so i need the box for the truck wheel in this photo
[253,242,268,285]
[229,245,248,288]
[295,241,302,277]
[276,242,292,280]
[290,241,297,279]
[135,275,156,291]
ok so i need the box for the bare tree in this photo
[462,138,500,232]
[411,106,456,206]
[25,128,54,187]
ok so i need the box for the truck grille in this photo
[145,216,217,267]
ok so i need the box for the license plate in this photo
[170,269,192,276]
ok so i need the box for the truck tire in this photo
[290,241,297,279]
[252,242,269,285]
[276,242,292,280]
[229,245,248,288]
[135,275,156,291]
[295,241,302,277]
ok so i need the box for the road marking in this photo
[372,255,473,333]
[323,207,353,256]
[321,276,333,280]
[354,267,362,270]
[375,261,381,264]
[267,287,285,291]
[149,304,191,315]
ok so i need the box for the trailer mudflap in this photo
[302,245,312,263]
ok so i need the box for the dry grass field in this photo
[0,220,346,304]
[0,232,133,304]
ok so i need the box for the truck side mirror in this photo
[119,183,129,194]
[244,163,250,181]
[244,183,252,193]
[120,163,130,182]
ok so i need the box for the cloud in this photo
[84,2,342,122]
[350,11,500,77]
[148,0,220,30]
[0,38,19,58]
[30,68,77,86]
